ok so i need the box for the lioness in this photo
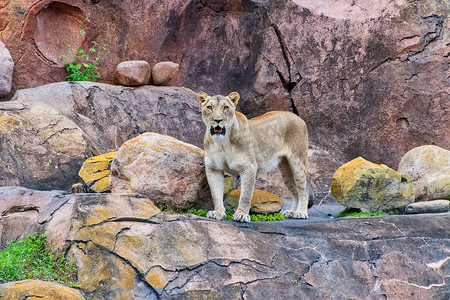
[198,91,311,223]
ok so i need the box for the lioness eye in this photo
[224,106,229,111]
[207,106,212,110]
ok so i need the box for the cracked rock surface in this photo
[0,187,448,299]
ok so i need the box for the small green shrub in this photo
[250,213,285,221]
[337,207,393,218]
[59,17,109,82]
[0,234,78,286]
[186,208,208,217]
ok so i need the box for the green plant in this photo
[250,212,285,221]
[186,208,208,217]
[337,207,394,218]
[59,17,109,82]
[185,208,285,222]
[0,234,78,286]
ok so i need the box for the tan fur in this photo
[197,92,309,222]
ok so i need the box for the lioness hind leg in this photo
[278,158,299,218]
[286,156,309,219]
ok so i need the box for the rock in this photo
[241,145,337,202]
[307,145,343,202]
[71,182,87,193]
[1,82,204,190]
[267,0,449,169]
[0,41,13,98]
[3,0,448,170]
[0,186,448,299]
[151,61,179,86]
[115,60,151,86]
[398,145,450,201]
[223,173,233,199]
[78,151,117,193]
[0,187,70,248]
[0,99,90,191]
[331,157,415,212]
[0,280,85,300]
[254,169,292,199]
[225,189,283,214]
[405,200,450,214]
[0,188,161,299]
[425,167,450,200]
[110,132,210,209]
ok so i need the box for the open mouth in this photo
[210,126,226,136]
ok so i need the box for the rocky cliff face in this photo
[1,0,448,168]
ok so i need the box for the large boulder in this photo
[1,0,448,169]
[0,41,13,98]
[398,145,450,201]
[110,132,210,209]
[0,187,448,299]
[0,82,204,190]
[0,280,85,300]
[0,100,90,190]
[331,157,415,212]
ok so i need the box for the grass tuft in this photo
[0,234,78,286]
[186,208,285,221]
[337,207,394,218]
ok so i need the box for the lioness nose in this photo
[214,119,223,123]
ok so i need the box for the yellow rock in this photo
[78,151,117,192]
[0,280,85,300]
[331,157,414,212]
[331,157,389,202]
[225,189,283,214]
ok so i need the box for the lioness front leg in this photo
[205,169,226,220]
[233,167,256,223]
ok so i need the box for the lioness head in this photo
[197,91,240,138]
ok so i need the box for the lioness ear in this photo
[197,92,209,105]
[228,92,240,107]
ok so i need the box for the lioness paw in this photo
[233,210,251,223]
[292,211,308,219]
[207,209,226,220]
[282,210,294,218]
